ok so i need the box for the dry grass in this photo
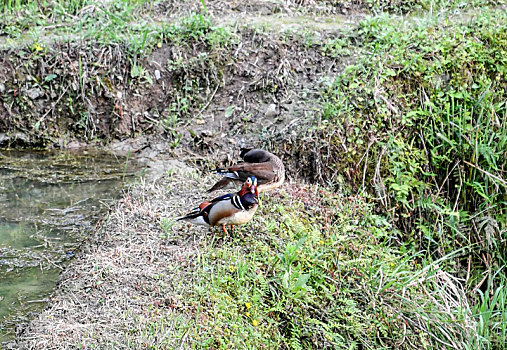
[17,166,213,349]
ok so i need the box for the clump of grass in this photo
[291,7,507,259]
[472,272,507,348]
[0,1,234,54]
[328,8,506,273]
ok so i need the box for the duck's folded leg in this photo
[221,224,228,234]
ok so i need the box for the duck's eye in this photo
[247,178,252,185]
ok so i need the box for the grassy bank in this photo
[275,6,507,348]
[18,170,478,349]
[1,0,505,349]
[165,183,477,349]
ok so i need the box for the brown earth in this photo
[0,0,364,183]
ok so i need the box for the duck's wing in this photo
[208,163,275,192]
[209,193,233,203]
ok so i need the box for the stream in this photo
[0,149,137,343]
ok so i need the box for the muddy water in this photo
[0,149,137,342]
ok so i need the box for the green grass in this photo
[0,0,232,54]
[324,7,506,264]
[281,6,507,349]
[472,275,507,348]
[151,185,478,349]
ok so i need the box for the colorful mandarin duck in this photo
[177,176,259,234]
[208,149,285,193]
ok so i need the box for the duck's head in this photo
[239,176,258,197]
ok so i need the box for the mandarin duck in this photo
[177,176,259,234]
[208,148,285,193]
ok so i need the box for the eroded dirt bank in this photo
[0,0,361,184]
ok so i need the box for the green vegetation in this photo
[358,0,504,13]
[289,6,507,349]
[318,7,506,247]
[153,184,477,349]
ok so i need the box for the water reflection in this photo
[0,149,136,342]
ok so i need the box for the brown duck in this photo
[208,149,285,193]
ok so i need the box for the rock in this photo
[264,103,278,119]
[13,132,29,143]
[138,147,159,159]
[24,87,42,99]
[154,70,161,80]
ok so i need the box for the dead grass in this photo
[16,166,211,349]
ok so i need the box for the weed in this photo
[272,7,507,348]
[130,61,153,85]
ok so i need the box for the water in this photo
[0,149,136,342]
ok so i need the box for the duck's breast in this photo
[216,205,258,226]
[208,199,239,226]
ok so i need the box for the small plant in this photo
[130,62,153,85]
[159,218,175,239]
[321,37,350,58]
